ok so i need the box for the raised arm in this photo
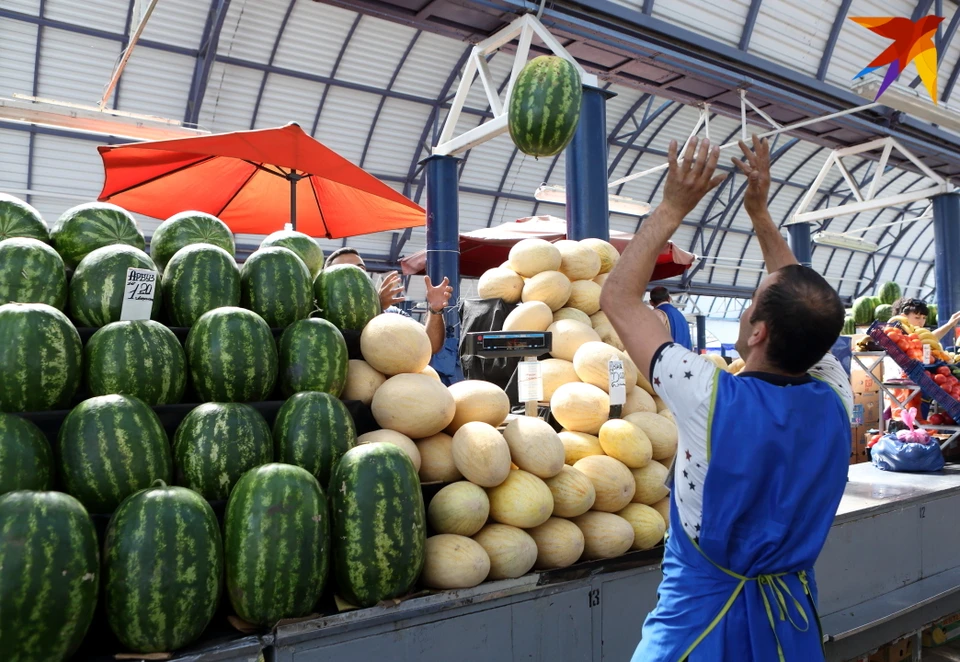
[933,310,960,342]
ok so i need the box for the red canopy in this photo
[97,123,425,238]
[400,216,696,279]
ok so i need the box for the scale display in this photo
[466,331,552,358]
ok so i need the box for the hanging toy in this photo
[897,407,933,445]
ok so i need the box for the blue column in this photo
[696,315,706,353]
[933,192,960,334]
[566,86,615,241]
[424,154,464,385]
[788,223,812,267]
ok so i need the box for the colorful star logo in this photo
[851,15,945,104]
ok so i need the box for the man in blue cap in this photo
[651,286,692,350]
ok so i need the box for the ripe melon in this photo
[357,429,421,472]
[521,271,572,312]
[593,272,609,287]
[703,354,727,370]
[551,382,609,434]
[573,342,638,393]
[416,433,461,483]
[548,319,601,362]
[421,535,490,589]
[502,417,565,478]
[553,307,591,326]
[361,314,432,376]
[472,524,538,580]
[451,422,512,488]
[599,419,652,469]
[652,395,668,413]
[554,240,601,281]
[573,455,635,512]
[617,503,665,550]
[631,462,669,505]
[623,387,657,416]
[572,512,634,560]
[624,412,678,461]
[659,409,676,425]
[486,469,554,529]
[565,280,602,316]
[541,359,579,401]
[590,311,609,328]
[502,301,553,332]
[559,430,604,464]
[544,465,595,517]
[372,373,456,438]
[427,481,489,536]
[478,267,524,303]
[637,370,655,396]
[528,517,585,569]
[579,238,620,274]
[727,358,745,374]
[508,238,562,277]
[594,324,624,351]
[421,365,441,380]
[652,497,671,529]
[446,380,510,433]
[342,360,385,405]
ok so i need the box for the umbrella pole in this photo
[289,171,298,231]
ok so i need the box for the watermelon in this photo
[68,244,162,327]
[162,243,241,327]
[104,484,222,653]
[240,247,314,328]
[878,282,901,305]
[186,307,278,402]
[508,55,583,158]
[0,237,67,309]
[51,201,145,269]
[85,320,186,405]
[224,463,329,626]
[0,490,99,661]
[261,230,324,278]
[0,193,49,242]
[150,211,235,271]
[314,264,380,332]
[851,296,875,326]
[173,403,273,500]
[278,318,348,397]
[330,442,426,608]
[272,391,356,487]
[842,317,856,335]
[928,303,939,326]
[58,394,173,513]
[875,304,893,323]
[0,302,82,412]
[0,413,53,494]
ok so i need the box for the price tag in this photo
[517,361,543,403]
[120,267,157,321]
[923,343,931,365]
[608,359,626,406]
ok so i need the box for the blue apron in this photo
[658,303,693,350]
[632,370,849,661]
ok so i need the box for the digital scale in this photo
[467,332,552,416]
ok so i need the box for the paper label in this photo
[608,359,626,406]
[923,344,932,364]
[517,361,543,403]
[120,267,157,321]
[851,403,864,426]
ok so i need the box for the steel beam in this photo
[738,0,763,51]
[184,0,231,125]
[249,0,298,129]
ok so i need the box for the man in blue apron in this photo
[601,135,851,661]
[651,287,693,350]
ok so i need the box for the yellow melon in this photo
[554,240,602,281]
[502,301,553,332]
[451,422,512,488]
[422,534,490,589]
[728,358,745,374]
[593,272,609,287]
[565,280,602,315]
[502,417,565,478]
[416,433,461,483]
[544,465,596,517]
[360,313,432,375]
[632,462,670,505]
[521,271,572,312]
[528,517,585,569]
[653,395,668,412]
[341,360,386,405]
[472,524,538,580]
[541,359,579,401]
[559,430,604,464]
[446,380,510,433]
[590,311,609,328]
[427,481,490,536]
[703,353,727,370]
[486,469,554,528]
[579,238,620,274]
[357,430,421,472]
[573,455,635,512]
[548,319,601,362]
[551,382,609,434]
[624,412,678,461]
[572,342,638,393]
[622,387,657,416]
[599,419,652,469]
[652,497,671,530]
[372,373,456,438]
[508,238,561,277]
[658,409,676,425]
[478,267,524,303]
[553,307,592,326]
[421,365,441,380]
[617,503,666,550]
[572,512,634,560]
[636,370,655,396]
[594,322,625,351]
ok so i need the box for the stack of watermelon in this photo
[846,281,904,332]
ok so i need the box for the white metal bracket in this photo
[99,0,160,109]
[433,13,598,157]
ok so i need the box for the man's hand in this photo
[949,310,960,326]
[378,271,404,311]
[425,276,453,313]
[660,137,726,219]
[731,134,772,217]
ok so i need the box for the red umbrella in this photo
[400,216,696,280]
[97,123,425,238]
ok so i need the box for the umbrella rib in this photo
[243,160,289,179]
[103,155,219,198]
[309,176,331,239]
[217,166,261,218]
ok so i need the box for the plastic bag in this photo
[871,434,944,472]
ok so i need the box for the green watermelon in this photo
[0,302,81,412]
[877,281,901,305]
[842,317,856,335]
[851,296,875,325]
[85,320,186,405]
[150,211,235,271]
[508,55,583,158]
[278,318,348,397]
[261,230,324,278]
[240,247,314,328]
[104,484,222,653]
[314,264,380,332]
[51,201,145,269]
[225,463,329,626]
[273,391,356,487]
[173,403,273,500]
[58,394,173,513]
[0,490,99,661]
[0,237,67,309]
[186,307,278,402]
[68,244,162,327]
[0,193,49,242]
[0,413,53,494]
[874,304,893,323]
[162,243,241,327]
[929,303,939,326]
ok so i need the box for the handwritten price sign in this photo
[120,268,157,321]
[608,359,626,406]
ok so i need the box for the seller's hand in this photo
[378,271,404,311]
[731,134,772,217]
[949,310,960,326]
[425,275,453,313]
[661,137,726,219]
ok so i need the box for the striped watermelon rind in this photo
[0,237,68,310]
[68,244,162,328]
[508,55,583,158]
[240,247,314,328]
[0,490,99,661]
[85,320,186,405]
[278,318,348,398]
[314,264,380,333]
[104,484,223,653]
[173,403,274,501]
[272,391,356,488]
[0,413,54,494]
[186,307,278,403]
[330,442,426,608]
[225,463,330,626]
[260,230,324,278]
[0,302,82,413]
[878,281,902,306]
[163,243,241,327]
[0,192,49,243]
[58,394,173,514]
[150,211,236,271]
[51,201,145,269]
